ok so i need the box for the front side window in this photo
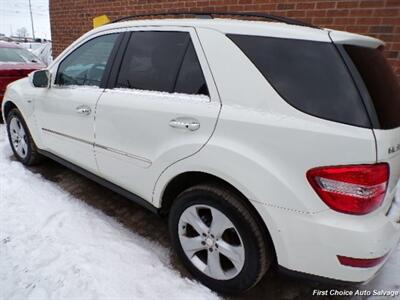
[116,31,208,95]
[228,34,371,128]
[56,34,118,87]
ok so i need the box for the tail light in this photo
[337,254,388,268]
[307,164,389,215]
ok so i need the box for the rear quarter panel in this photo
[154,27,377,214]
[374,128,400,212]
[153,28,381,274]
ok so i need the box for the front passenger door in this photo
[35,33,120,173]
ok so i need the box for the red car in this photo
[0,41,45,114]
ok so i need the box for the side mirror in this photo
[32,70,50,88]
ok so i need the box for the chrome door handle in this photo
[76,105,91,115]
[169,118,200,131]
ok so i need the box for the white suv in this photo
[2,13,400,293]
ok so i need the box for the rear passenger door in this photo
[94,27,220,201]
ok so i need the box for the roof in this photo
[90,18,383,47]
[97,18,331,42]
[51,17,384,67]
[0,41,21,49]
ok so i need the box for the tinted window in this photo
[175,41,208,95]
[345,45,400,129]
[116,31,189,93]
[228,35,371,128]
[0,47,40,63]
[56,34,118,87]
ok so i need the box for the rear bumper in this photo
[253,196,400,283]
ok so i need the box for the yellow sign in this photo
[93,15,110,28]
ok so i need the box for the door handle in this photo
[169,118,200,131]
[76,105,91,115]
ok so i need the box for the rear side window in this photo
[228,35,371,128]
[344,45,400,129]
[117,31,186,92]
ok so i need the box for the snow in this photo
[50,86,211,103]
[52,84,101,91]
[0,125,219,300]
[108,88,210,103]
[0,62,26,65]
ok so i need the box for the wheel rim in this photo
[9,116,28,159]
[178,205,245,280]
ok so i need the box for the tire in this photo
[6,108,42,165]
[169,184,273,293]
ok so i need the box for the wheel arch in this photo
[2,98,44,150]
[2,100,18,120]
[159,170,277,262]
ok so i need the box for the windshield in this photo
[0,47,41,63]
[344,45,400,130]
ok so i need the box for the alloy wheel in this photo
[178,205,245,280]
[9,116,28,159]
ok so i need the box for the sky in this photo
[0,0,51,39]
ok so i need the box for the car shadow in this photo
[27,157,359,300]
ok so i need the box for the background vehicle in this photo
[19,42,43,52]
[0,41,45,115]
[2,13,400,293]
[32,43,53,66]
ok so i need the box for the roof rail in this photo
[111,11,320,29]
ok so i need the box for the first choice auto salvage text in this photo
[312,289,399,297]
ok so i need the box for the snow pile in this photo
[0,125,218,300]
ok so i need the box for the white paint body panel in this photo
[34,85,101,173]
[2,18,399,285]
[374,128,400,206]
[95,89,220,200]
[329,30,384,48]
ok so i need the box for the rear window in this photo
[228,34,371,128]
[344,45,400,129]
